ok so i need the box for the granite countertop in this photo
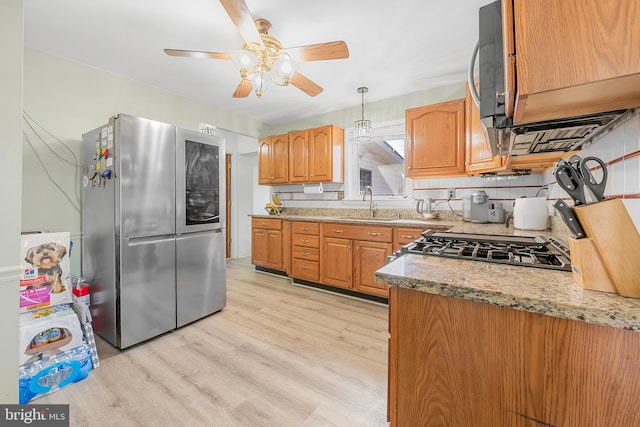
[376,254,640,331]
[250,213,553,238]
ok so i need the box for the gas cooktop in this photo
[400,231,571,271]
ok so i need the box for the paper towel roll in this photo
[303,183,323,194]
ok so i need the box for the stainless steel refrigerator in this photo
[81,114,226,349]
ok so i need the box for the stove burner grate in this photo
[402,231,571,271]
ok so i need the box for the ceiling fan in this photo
[164,0,349,98]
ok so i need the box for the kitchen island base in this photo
[388,286,640,427]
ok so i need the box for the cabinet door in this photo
[271,134,289,184]
[511,0,640,124]
[288,130,309,183]
[354,240,392,298]
[257,138,273,185]
[405,99,466,178]
[252,228,282,270]
[265,230,283,270]
[251,228,270,266]
[258,135,288,185]
[321,236,352,289]
[464,84,504,174]
[308,125,332,182]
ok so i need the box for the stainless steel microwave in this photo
[468,0,629,157]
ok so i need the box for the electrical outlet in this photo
[447,188,455,199]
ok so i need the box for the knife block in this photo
[572,198,640,298]
[568,237,616,293]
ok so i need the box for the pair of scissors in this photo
[553,155,607,205]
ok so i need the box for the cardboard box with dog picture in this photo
[20,232,74,313]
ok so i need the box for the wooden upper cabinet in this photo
[288,130,309,183]
[507,0,640,124]
[284,124,344,184]
[465,83,505,174]
[306,125,344,183]
[405,98,466,178]
[258,134,288,185]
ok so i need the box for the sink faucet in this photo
[363,185,376,218]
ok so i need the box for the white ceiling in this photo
[24,0,488,126]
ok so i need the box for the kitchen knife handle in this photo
[553,200,586,239]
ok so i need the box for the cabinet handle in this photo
[401,235,418,239]
[368,232,381,236]
[301,252,310,256]
[261,222,269,226]
[331,229,343,233]
[301,265,309,270]
[301,239,310,243]
[302,227,311,231]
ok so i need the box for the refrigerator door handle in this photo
[175,229,224,240]
[127,235,175,247]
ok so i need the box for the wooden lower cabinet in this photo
[354,241,392,297]
[393,227,423,252]
[321,223,393,297]
[388,286,640,427]
[320,237,352,289]
[290,221,320,282]
[252,218,423,298]
[251,218,283,270]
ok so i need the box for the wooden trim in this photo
[226,154,231,258]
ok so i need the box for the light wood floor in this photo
[37,257,390,427]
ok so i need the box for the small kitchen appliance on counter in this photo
[462,190,490,223]
[416,198,438,219]
[513,196,548,231]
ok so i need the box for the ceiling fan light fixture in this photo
[250,71,271,97]
[231,49,258,76]
[272,52,298,86]
[353,87,372,142]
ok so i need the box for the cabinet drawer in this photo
[291,221,320,235]
[292,245,319,261]
[394,228,423,245]
[292,259,320,282]
[292,234,320,248]
[252,217,282,230]
[321,223,392,242]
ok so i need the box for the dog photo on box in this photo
[20,232,73,312]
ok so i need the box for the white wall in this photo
[236,153,258,258]
[0,0,23,403]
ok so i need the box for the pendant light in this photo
[353,87,372,142]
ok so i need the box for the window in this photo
[345,119,411,201]
[359,168,372,191]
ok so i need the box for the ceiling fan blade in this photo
[285,41,349,62]
[232,79,252,98]
[290,72,323,97]
[164,49,231,60]
[219,0,263,46]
